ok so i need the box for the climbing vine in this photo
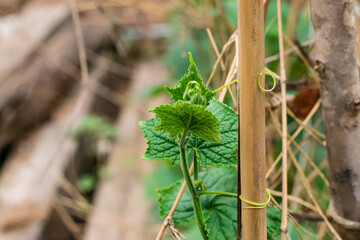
[140,53,281,240]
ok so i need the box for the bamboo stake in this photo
[276,0,288,238]
[238,0,266,239]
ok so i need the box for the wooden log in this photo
[0,55,109,240]
[0,2,111,150]
[83,59,169,240]
[0,3,68,76]
[0,101,81,240]
[0,0,27,17]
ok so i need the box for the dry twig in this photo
[155,164,194,240]
[276,0,288,237]
[266,100,321,178]
[206,27,225,71]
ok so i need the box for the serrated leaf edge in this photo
[139,120,180,166]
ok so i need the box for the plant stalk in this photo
[194,153,199,181]
[179,133,208,240]
[198,191,237,197]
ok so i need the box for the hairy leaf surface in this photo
[156,180,194,223]
[189,100,238,168]
[140,100,237,167]
[205,196,237,240]
[164,53,215,105]
[157,168,282,240]
[157,168,236,226]
[150,101,221,143]
[139,118,181,166]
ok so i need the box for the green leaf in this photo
[157,180,195,225]
[267,207,282,239]
[139,118,181,166]
[157,168,282,240]
[189,100,238,168]
[140,100,237,168]
[157,168,236,226]
[205,196,237,240]
[150,101,221,143]
[164,53,215,105]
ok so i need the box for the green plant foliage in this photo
[140,53,280,239]
[164,52,216,106]
[143,163,183,200]
[205,196,237,240]
[157,179,195,224]
[73,115,116,139]
[189,100,238,168]
[140,100,237,168]
[150,101,221,142]
[157,168,236,225]
[157,168,282,240]
[267,207,283,239]
[140,118,181,166]
[77,174,96,193]
[136,84,166,100]
[151,1,322,237]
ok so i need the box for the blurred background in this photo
[0,0,333,239]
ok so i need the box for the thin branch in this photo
[317,223,328,240]
[52,198,81,240]
[270,189,318,212]
[283,36,318,83]
[69,0,89,85]
[218,55,236,102]
[268,109,329,187]
[286,107,325,144]
[271,197,318,239]
[206,27,225,71]
[206,30,237,86]
[265,39,314,64]
[288,148,341,239]
[276,0,288,236]
[155,163,194,240]
[289,212,333,222]
[266,99,321,178]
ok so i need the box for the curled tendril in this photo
[183,81,206,106]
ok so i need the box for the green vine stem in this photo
[179,132,208,240]
[213,79,239,93]
[198,191,237,197]
[194,152,199,181]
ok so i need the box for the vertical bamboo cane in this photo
[237,0,267,239]
[276,0,288,239]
